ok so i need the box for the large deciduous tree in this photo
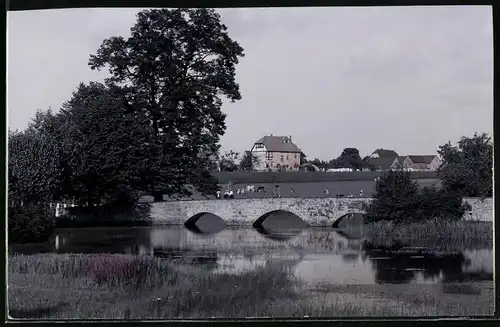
[88,8,244,198]
[437,133,493,198]
[333,148,363,170]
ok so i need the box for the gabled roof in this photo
[254,135,301,153]
[397,156,407,163]
[369,157,398,170]
[372,149,399,158]
[407,155,436,164]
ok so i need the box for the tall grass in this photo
[8,253,493,319]
[8,254,298,319]
[9,254,181,289]
[364,219,493,251]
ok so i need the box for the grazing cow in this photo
[336,194,345,198]
[224,190,234,199]
[257,186,265,192]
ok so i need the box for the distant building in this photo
[402,155,441,171]
[378,154,441,171]
[367,157,400,171]
[369,148,399,159]
[251,135,302,171]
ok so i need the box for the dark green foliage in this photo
[58,82,150,206]
[239,151,260,171]
[362,156,376,171]
[8,204,55,244]
[88,8,244,198]
[365,170,468,224]
[332,148,364,170]
[219,150,239,172]
[437,133,493,198]
[8,110,66,205]
[8,8,244,237]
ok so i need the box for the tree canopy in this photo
[365,170,468,224]
[87,8,244,198]
[9,8,244,209]
[8,109,65,205]
[239,151,260,171]
[332,148,364,170]
[437,133,493,198]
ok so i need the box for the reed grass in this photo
[8,253,298,319]
[364,219,493,251]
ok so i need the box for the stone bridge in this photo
[150,197,493,227]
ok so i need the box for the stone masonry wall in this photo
[150,197,493,227]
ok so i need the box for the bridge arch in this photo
[184,212,226,234]
[252,209,307,229]
[332,212,365,229]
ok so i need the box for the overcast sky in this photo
[8,6,493,160]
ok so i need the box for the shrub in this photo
[8,204,55,244]
[365,170,469,224]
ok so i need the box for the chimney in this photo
[289,135,292,142]
[270,133,273,136]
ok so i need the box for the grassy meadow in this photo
[8,251,494,319]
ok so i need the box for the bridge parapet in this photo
[150,197,493,227]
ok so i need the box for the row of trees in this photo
[306,148,368,171]
[215,150,260,172]
[9,9,244,215]
[366,132,493,224]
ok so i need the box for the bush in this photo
[59,203,151,225]
[365,170,469,224]
[8,204,55,244]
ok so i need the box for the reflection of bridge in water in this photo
[45,223,494,285]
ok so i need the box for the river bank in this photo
[363,219,493,251]
[8,253,493,319]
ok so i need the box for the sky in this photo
[7,6,493,160]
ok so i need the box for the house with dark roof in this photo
[369,148,399,159]
[367,157,400,171]
[402,155,441,171]
[390,156,408,170]
[251,134,302,171]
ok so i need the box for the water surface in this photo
[10,224,492,286]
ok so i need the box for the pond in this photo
[10,221,493,286]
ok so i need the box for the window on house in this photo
[266,152,273,160]
[281,154,284,162]
[294,153,297,159]
[286,155,289,160]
